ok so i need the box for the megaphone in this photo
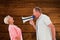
[22,15,35,23]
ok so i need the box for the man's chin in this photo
[35,17,37,19]
[36,16,39,19]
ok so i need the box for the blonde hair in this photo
[4,15,11,24]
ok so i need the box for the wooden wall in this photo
[0,0,60,40]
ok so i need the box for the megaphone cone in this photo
[22,15,35,23]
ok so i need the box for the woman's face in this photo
[8,16,14,24]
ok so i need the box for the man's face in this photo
[33,9,40,18]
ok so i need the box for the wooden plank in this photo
[0,33,9,40]
[0,7,60,16]
[5,0,60,8]
[23,32,36,40]
[5,0,60,2]
[56,32,60,40]
[0,32,60,40]
[51,18,60,24]
[0,15,60,25]
[42,8,60,16]
[0,25,8,33]
[55,24,60,32]
[0,25,35,33]
[7,8,33,16]
[0,7,33,16]
[0,24,60,32]
[0,32,36,40]
[0,6,7,16]
[0,0,60,8]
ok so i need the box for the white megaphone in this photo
[22,15,35,23]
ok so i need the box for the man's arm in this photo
[43,15,56,40]
[48,23,56,40]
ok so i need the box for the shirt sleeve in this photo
[9,26,18,40]
[44,16,52,25]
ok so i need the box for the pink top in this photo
[8,25,23,40]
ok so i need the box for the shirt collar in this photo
[38,13,43,19]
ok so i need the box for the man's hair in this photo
[34,7,41,12]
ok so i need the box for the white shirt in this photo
[36,14,52,40]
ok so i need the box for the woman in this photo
[4,15,23,40]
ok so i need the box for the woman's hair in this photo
[4,15,11,24]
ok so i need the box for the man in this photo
[29,7,56,40]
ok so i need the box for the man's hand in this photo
[29,20,36,29]
[29,20,34,26]
[52,38,56,40]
